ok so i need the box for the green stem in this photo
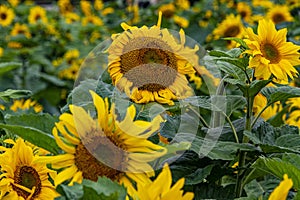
[251,102,272,128]
[189,106,210,128]
[225,115,239,143]
[235,90,254,197]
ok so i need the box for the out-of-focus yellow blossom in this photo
[8,41,22,49]
[94,0,104,10]
[8,0,20,7]
[58,0,73,15]
[266,5,293,24]
[28,6,48,24]
[237,2,252,24]
[0,5,15,27]
[10,23,31,38]
[80,0,92,16]
[252,0,274,9]
[175,0,190,10]
[10,99,43,113]
[158,3,176,19]
[101,7,114,16]
[82,15,103,26]
[64,12,80,24]
[212,14,245,48]
[253,93,282,121]
[173,15,189,28]
[0,47,3,57]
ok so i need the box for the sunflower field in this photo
[0,0,300,199]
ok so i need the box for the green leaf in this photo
[184,95,246,116]
[223,37,248,49]
[251,157,300,190]
[0,123,60,154]
[184,165,214,185]
[209,50,231,57]
[249,79,272,97]
[0,62,22,75]
[57,183,83,200]
[40,73,66,86]
[262,86,300,104]
[81,177,127,200]
[4,113,59,134]
[219,62,247,81]
[0,89,32,102]
[175,133,259,160]
[217,57,248,71]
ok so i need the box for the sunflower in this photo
[212,14,245,48]
[28,6,48,24]
[158,3,176,19]
[10,99,43,113]
[10,23,31,38]
[266,5,293,25]
[64,49,80,65]
[58,60,82,80]
[243,19,300,84]
[64,12,80,24]
[126,163,194,200]
[268,174,293,200]
[58,0,73,15]
[0,5,14,27]
[0,139,59,199]
[37,91,166,187]
[237,2,252,24]
[107,12,199,105]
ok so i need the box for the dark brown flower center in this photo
[75,134,127,181]
[162,10,175,18]
[17,29,25,34]
[12,166,42,200]
[224,25,240,37]
[272,13,285,24]
[119,37,178,92]
[240,11,247,18]
[261,43,280,63]
[34,14,41,21]
[0,12,7,20]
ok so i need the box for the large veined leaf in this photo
[184,95,246,116]
[174,133,259,160]
[57,177,127,200]
[262,86,300,104]
[248,79,272,97]
[250,157,300,190]
[4,113,59,134]
[0,123,60,154]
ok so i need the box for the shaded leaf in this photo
[0,62,22,75]
[0,123,60,154]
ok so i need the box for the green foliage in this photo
[56,177,127,200]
